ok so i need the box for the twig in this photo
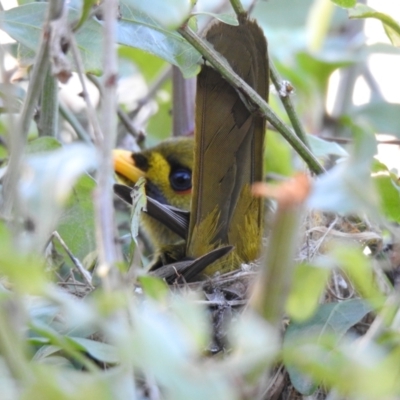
[178,25,325,175]
[230,0,246,18]
[52,231,94,289]
[269,61,310,149]
[94,0,122,288]
[2,1,63,216]
[58,101,93,144]
[69,35,102,144]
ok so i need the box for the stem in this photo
[58,101,92,144]
[38,66,59,137]
[269,61,310,149]
[95,0,122,289]
[178,25,325,175]
[2,1,64,217]
[230,0,246,18]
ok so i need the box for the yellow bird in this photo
[113,137,194,267]
[113,16,268,278]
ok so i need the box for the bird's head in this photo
[113,137,193,211]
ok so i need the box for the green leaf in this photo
[307,134,348,158]
[26,137,62,154]
[350,102,400,137]
[68,337,119,364]
[349,4,400,47]
[118,1,201,78]
[331,0,356,8]
[286,262,331,322]
[372,160,400,223]
[264,130,293,176]
[0,222,47,293]
[0,3,104,73]
[138,275,169,301]
[56,174,97,263]
[118,46,167,83]
[284,299,372,395]
[124,0,192,30]
[75,0,98,30]
[332,246,386,308]
[191,12,238,26]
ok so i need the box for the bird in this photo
[113,137,194,268]
[113,16,268,278]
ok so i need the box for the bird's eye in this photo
[169,168,192,192]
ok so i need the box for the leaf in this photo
[372,160,400,223]
[307,134,348,158]
[68,337,119,364]
[26,137,62,154]
[332,246,386,308]
[349,102,400,137]
[138,275,169,301]
[124,0,193,30]
[75,0,98,30]
[191,12,238,26]
[0,82,25,112]
[0,222,47,293]
[117,1,201,78]
[0,3,104,73]
[331,0,356,8]
[286,262,331,322]
[56,174,97,263]
[349,4,400,47]
[284,299,372,394]
[264,130,293,177]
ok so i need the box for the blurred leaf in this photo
[75,0,97,30]
[308,124,379,216]
[286,262,331,322]
[264,130,293,176]
[124,0,192,30]
[372,160,400,223]
[26,137,62,154]
[332,246,386,308]
[138,275,169,301]
[0,222,47,293]
[147,80,173,142]
[349,4,400,47]
[0,83,25,113]
[349,102,400,136]
[56,174,97,263]
[118,46,167,82]
[284,299,372,394]
[118,1,201,78]
[331,0,356,8]
[307,134,348,158]
[68,337,119,364]
[191,12,238,26]
[19,144,97,251]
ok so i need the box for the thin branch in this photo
[94,0,122,288]
[2,0,64,217]
[269,60,310,149]
[58,101,92,144]
[178,25,325,175]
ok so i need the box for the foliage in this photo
[0,0,400,399]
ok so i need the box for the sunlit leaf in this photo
[331,0,356,8]
[349,4,400,47]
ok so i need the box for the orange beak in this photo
[112,149,145,184]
